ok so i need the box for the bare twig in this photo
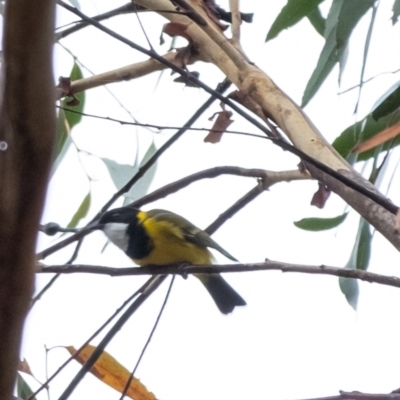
[38,261,400,290]
[57,275,167,400]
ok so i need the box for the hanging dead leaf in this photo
[163,22,193,43]
[204,107,233,143]
[311,182,331,209]
[18,359,33,376]
[352,121,400,154]
[66,345,156,400]
[173,70,200,87]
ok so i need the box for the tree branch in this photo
[38,261,400,290]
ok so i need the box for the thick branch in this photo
[0,1,56,399]
[38,261,400,290]
[133,0,400,249]
[56,51,201,100]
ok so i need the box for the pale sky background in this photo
[20,1,400,400]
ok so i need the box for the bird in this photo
[98,207,246,314]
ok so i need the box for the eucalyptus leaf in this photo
[339,276,359,310]
[124,141,158,203]
[302,0,376,106]
[62,62,85,129]
[101,158,138,190]
[307,7,326,36]
[332,113,400,162]
[17,373,36,400]
[339,218,372,310]
[67,192,91,228]
[294,212,348,231]
[266,0,326,41]
[392,0,400,24]
[372,84,400,121]
[66,0,80,9]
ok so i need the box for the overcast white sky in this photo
[22,1,400,399]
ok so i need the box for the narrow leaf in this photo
[125,142,158,203]
[302,0,376,106]
[392,0,400,24]
[339,276,359,310]
[332,113,400,162]
[67,192,91,228]
[266,0,325,41]
[62,62,85,129]
[294,212,348,231]
[340,218,372,310]
[372,84,400,120]
[307,7,326,36]
[101,158,138,190]
[17,373,36,400]
[67,345,156,400]
[302,0,345,105]
[352,121,400,154]
[66,0,80,9]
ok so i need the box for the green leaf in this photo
[332,113,400,162]
[302,0,377,106]
[266,0,326,41]
[372,84,400,121]
[302,0,344,106]
[101,158,138,190]
[62,62,85,129]
[51,110,73,177]
[392,0,400,24]
[67,0,80,9]
[307,7,326,36]
[17,373,36,400]
[294,212,348,231]
[124,142,158,204]
[339,218,372,310]
[339,276,359,310]
[67,192,91,228]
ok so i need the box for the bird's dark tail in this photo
[198,274,246,314]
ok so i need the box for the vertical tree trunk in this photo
[0,1,55,398]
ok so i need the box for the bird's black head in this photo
[99,207,139,225]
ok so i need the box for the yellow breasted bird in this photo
[98,207,246,314]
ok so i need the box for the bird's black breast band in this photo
[126,218,153,259]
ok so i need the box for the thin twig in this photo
[205,182,263,234]
[57,276,167,400]
[119,276,175,400]
[38,261,400,290]
[27,276,156,400]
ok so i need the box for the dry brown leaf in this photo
[67,345,156,400]
[162,22,193,42]
[311,182,331,209]
[18,359,33,376]
[352,121,400,154]
[204,108,233,143]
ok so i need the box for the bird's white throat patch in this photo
[103,222,129,252]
